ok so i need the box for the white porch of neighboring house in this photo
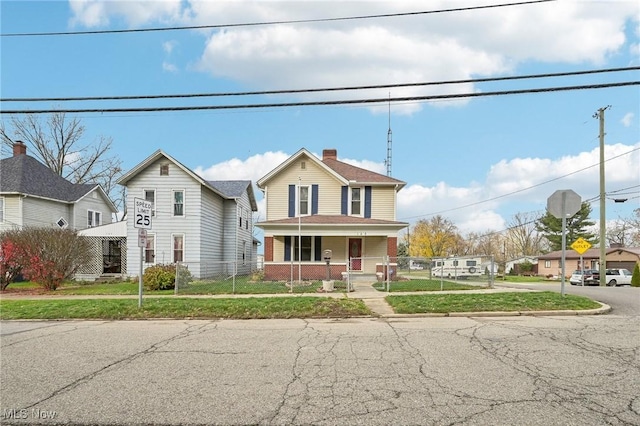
[76,221,127,281]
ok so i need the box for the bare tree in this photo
[608,208,640,247]
[1,112,124,211]
[507,212,545,256]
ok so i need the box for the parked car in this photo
[569,269,600,286]
[603,268,633,286]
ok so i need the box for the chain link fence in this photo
[174,260,351,294]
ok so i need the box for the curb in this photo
[378,302,611,318]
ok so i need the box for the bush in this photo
[631,264,640,288]
[0,238,22,291]
[143,263,192,291]
[1,227,91,291]
[143,264,176,291]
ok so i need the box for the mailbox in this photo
[323,249,332,261]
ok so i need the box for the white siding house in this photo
[117,150,257,278]
[0,142,116,233]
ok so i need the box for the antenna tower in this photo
[386,94,392,176]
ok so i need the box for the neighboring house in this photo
[537,247,640,277]
[117,150,258,278]
[0,142,117,232]
[505,256,538,275]
[256,148,408,281]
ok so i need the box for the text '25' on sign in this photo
[134,198,153,230]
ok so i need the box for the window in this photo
[466,260,477,267]
[173,234,184,263]
[87,210,102,227]
[293,236,312,261]
[144,190,155,216]
[160,164,169,176]
[351,187,361,215]
[242,241,247,265]
[298,186,310,216]
[56,217,68,229]
[545,260,551,268]
[0,197,3,222]
[239,207,243,228]
[173,190,184,216]
[145,234,155,263]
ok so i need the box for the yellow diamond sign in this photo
[571,237,592,255]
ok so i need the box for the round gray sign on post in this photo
[547,189,581,219]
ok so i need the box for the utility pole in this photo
[594,106,610,284]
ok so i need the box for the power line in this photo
[1,0,556,37]
[2,81,637,115]
[3,66,637,103]
[399,147,640,221]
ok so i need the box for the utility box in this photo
[323,249,332,261]
[322,249,334,290]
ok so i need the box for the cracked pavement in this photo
[1,315,639,425]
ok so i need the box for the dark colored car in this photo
[569,269,600,286]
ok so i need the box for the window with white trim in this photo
[144,189,155,216]
[173,234,184,263]
[173,190,184,216]
[298,186,310,216]
[87,210,102,227]
[160,164,169,176]
[545,260,551,268]
[350,187,362,216]
[145,234,155,263]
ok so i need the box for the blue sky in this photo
[1,0,639,242]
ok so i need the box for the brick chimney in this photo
[322,149,337,161]
[13,141,27,156]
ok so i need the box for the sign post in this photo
[571,237,592,286]
[133,198,153,308]
[547,190,581,296]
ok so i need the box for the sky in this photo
[1,0,639,246]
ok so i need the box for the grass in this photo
[0,297,371,320]
[386,291,601,314]
[373,279,482,292]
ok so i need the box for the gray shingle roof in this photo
[207,180,250,198]
[0,154,97,202]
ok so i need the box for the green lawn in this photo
[386,291,601,314]
[5,280,350,295]
[0,297,371,320]
[373,279,482,292]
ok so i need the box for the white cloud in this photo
[69,0,183,28]
[162,62,178,72]
[69,1,638,115]
[621,112,634,127]
[163,40,177,54]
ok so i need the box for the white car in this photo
[603,269,633,286]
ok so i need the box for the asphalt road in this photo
[2,315,639,426]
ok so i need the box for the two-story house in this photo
[117,150,258,279]
[256,148,407,281]
[0,141,117,232]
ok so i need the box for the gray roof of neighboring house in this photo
[0,154,98,202]
[207,180,258,211]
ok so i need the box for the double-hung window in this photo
[173,234,184,263]
[351,188,362,216]
[145,234,155,263]
[173,190,184,216]
[293,236,313,261]
[298,186,310,216]
[144,190,155,216]
[87,210,101,227]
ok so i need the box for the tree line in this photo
[400,205,640,264]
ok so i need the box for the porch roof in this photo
[257,214,407,227]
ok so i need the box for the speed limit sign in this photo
[133,198,153,229]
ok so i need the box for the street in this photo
[2,314,639,425]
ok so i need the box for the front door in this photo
[349,238,362,271]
